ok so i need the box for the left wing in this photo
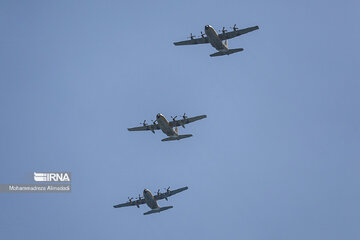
[169,115,207,128]
[154,186,188,201]
[173,37,209,46]
[113,198,146,208]
[219,25,259,40]
[128,123,160,132]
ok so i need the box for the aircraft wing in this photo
[113,198,146,208]
[169,115,207,128]
[173,37,209,46]
[128,123,160,132]
[218,26,259,40]
[154,186,188,201]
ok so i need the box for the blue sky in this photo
[0,0,359,239]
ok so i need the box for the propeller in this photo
[140,120,147,126]
[164,187,170,201]
[136,194,141,208]
[200,31,205,38]
[157,189,161,196]
[150,120,156,134]
[231,24,238,31]
[171,116,177,121]
[187,33,196,40]
[128,197,133,203]
[180,113,187,128]
[219,27,227,34]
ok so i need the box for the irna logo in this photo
[34,172,71,182]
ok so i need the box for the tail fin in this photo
[210,48,243,57]
[143,206,173,215]
[161,134,193,142]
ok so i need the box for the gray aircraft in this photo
[173,24,259,57]
[128,113,207,141]
[113,186,188,215]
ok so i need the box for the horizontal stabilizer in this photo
[161,134,193,142]
[143,206,173,215]
[210,48,244,57]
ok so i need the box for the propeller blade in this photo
[150,120,156,134]
[162,187,170,201]
[188,33,196,40]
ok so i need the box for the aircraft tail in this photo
[210,48,243,57]
[161,134,193,142]
[143,206,173,215]
[174,126,178,135]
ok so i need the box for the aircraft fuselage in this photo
[205,25,227,51]
[143,189,159,209]
[156,113,177,137]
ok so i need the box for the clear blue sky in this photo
[0,0,359,239]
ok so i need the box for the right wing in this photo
[154,186,188,201]
[128,123,160,132]
[218,26,259,40]
[113,198,146,208]
[169,115,207,128]
[173,37,209,46]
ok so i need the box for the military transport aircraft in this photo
[113,186,188,215]
[173,24,259,57]
[128,113,207,141]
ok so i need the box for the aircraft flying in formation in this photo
[128,113,207,141]
[173,24,259,57]
[113,187,188,215]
